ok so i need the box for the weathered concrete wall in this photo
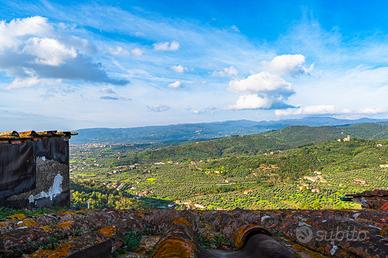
[0,136,70,208]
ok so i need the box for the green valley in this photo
[70,123,388,210]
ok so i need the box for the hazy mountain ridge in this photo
[72,117,387,144]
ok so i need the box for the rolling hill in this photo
[71,117,387,144]
[70,124,388,210]
[115,123,388,163]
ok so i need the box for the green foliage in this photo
[113,124,388,164]
[0,207,57,221]
[197,233,230,249]
[123,231,142,251]
[40,236,60,250]
[70,125,388,211]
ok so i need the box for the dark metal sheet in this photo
[0,142,36,200]
[34,137,69,164]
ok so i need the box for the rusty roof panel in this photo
[0,130,77,142]
[0,131,20,138]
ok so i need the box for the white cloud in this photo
[230,94,294,110]
[187,106,218,114]
[6,76,60,89]
[0,16,51,50]
[267,54,313,75]
[228,71,294,110]
[228,54,314,110]
[1,3,388,128]
[275,105,383,117]
[171,64,185,73]
[229,72,293,95]
[108,46,129,55]
[168,80,181,89]
[357,108,383,114]
[23,37,77,66]
[0,16,128,87]
[147,104,170,112]
[131,47,143,57]
[153,40,180,51]
[275,105,335,116]
[213,66,238,77]
[230,94,272,110]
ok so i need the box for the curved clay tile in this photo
[152,219,198,258]
[18,130,38,138]
[0,130,75,143]
[0,131,19,138]
[233,224,272,249]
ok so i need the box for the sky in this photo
[1,0,388,130]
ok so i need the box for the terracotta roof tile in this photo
[0,209,386,257]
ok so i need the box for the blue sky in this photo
[1,0,388,130]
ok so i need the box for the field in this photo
[70,125,388,210]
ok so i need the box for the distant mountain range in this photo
[72,116,388,144]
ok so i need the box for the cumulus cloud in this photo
[229,72,295,110]
[230,94,272,109]
[267,54,313,76]
[168,80,181,89]
[0,16,51,49]
[153,40,180,51]
[147,104,171,112]
[0,16,128,88]
[229,72,293,95]
[275,105,383,117]
[213,66,238,77]
[171,64,185,73]
[23,37,77,66]
[230,94,294,110]
[229,54,312,110]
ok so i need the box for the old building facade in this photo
[0,131,75,208]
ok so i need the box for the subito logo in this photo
[295,226,313,243]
